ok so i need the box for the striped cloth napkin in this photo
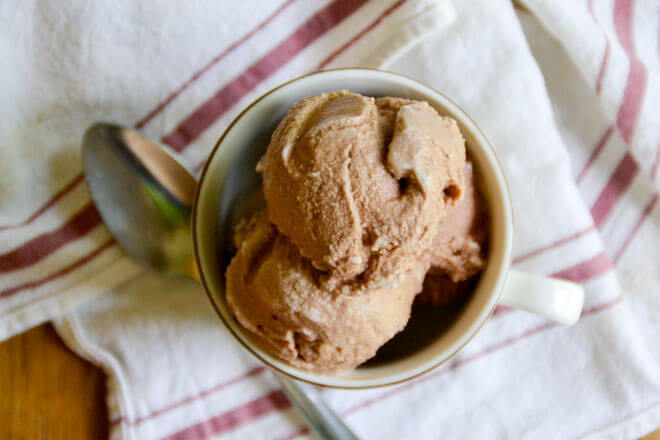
[0,0,452,338]
[3,0,660,439]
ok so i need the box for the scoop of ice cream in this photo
[226,211,425,373]
[417,161,488,306]
[257,91,465,283]
[225,91,484,373]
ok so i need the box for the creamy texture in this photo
[257,91,465,284]
[417,161,488,306]
[226,91,486,373]
[226,211,425,373]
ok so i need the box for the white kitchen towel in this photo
[521,0,660,189]
[0,0,453,340]
[48,0,660,439]
[517,0,660,373]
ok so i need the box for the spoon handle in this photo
[274,372,359,440]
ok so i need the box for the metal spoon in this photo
[82,122,358,440]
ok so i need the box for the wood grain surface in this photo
[0,324,107,439]
[0,324,658,439]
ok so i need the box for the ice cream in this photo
[417,161,489,306]
[256,91,465,284]
[226,211,425,372]
[225,91,487,373]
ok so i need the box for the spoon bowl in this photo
[83,123,196,275]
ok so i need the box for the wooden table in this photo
[0,324,658,439]
[0,324,107,439]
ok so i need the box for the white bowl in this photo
[193,68,513,389]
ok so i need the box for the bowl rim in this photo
[192,67,513,389]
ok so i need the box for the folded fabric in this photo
[53,0,660,439]
[522,0,660,190]
[519,0,660,375]
[0,0,452,340]
[3,0,660,438]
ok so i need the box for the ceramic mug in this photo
[193,68,584,389]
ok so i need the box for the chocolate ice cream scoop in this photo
[418,161,489,306]
[257,91,465,283]
[226,211,426,373]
